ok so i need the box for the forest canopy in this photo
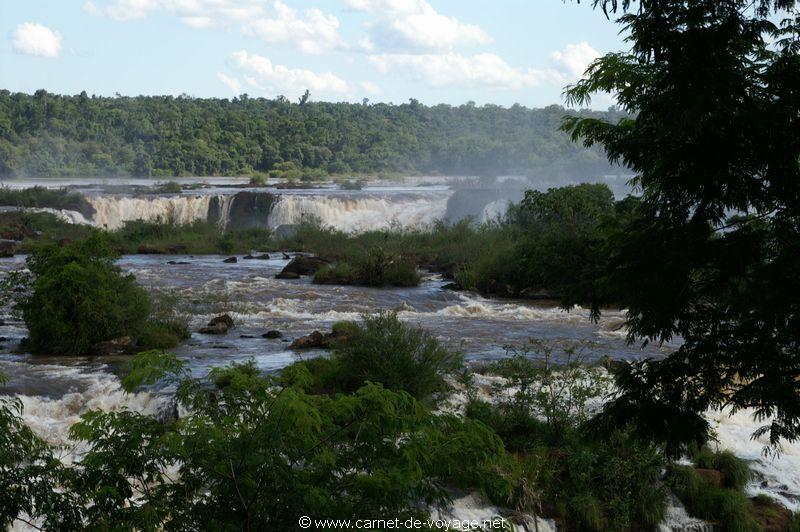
[0,90,624,179]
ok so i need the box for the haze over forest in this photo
[0,90,624,181]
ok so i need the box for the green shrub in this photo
[46,352,510,530]
[314,247,421,287]
[666,465,760,531]
[20,235,151,355]
[284,312,462,403]
[691,446,752,490]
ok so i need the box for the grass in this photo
[666,465,761,532]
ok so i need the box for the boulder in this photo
[91,336,133,356]
[209,314,235,328]
[275,271,301,280]
[243,253,270,260]
[279,255,329,276]
[289,331,325,349]
[262,330,283,339]
[442,282,462,291]
[289,327,351,350]
[0,239,18,258]
[223,256,238,263]
[282,253,291,260]
[167,260,190,265]
[199,314,234,335]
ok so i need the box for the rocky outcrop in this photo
[199,314,235,335]
[91,336,133,356]
[223,256,238,263]
[289,331,326,349]
[289,326,352,350]
[262,330,283,339]
[243,253,270,260]
[275,271,301,280]
[279,256,329,276]
[209,191,277,230]
[0,239,17,258]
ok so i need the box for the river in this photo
[0,178,798,526]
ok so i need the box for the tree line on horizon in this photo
[0,90,624,179]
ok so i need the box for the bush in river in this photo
[2,234,187,355]
[283,312,462,403]
[313,247,421,287]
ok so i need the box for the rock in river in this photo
[279,256,329,276]
[199,314,235,335]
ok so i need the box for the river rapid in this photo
[1,178,799,527]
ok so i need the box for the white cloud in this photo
[84,0,343,53]
[83,0,161,21]
[348,0,489,52]
[243,1,344,54]
[217,72,241,95]
[369,52,556,89]
[229,50,377,99]
[551,41,601,79]
[11,22,63,58]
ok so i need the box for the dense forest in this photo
[0,90,624,179]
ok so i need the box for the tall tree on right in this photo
[564,0,800,455]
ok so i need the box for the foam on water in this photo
[3,361,165,465]
[709,407,800,511]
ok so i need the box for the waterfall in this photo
[86,195,213,230]
[35,191,454,233]
[267,193,450,232]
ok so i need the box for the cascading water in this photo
[65,191,454,232]
[86,195,213,230]
[266,193,450,232]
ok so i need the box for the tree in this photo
[18,235,151,355]
[564,0,800,452]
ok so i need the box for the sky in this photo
[0,0,626,108]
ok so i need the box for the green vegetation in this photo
[0,186,94,218]
[665,466,761,531]
[564,0,800,453]
[1,347,509,529]
[1,234,188,355]
[0,90,623,178]
[0,185,629,300]
[463,342,666,530]
[314,248,421,287]
[283,312,462,403]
